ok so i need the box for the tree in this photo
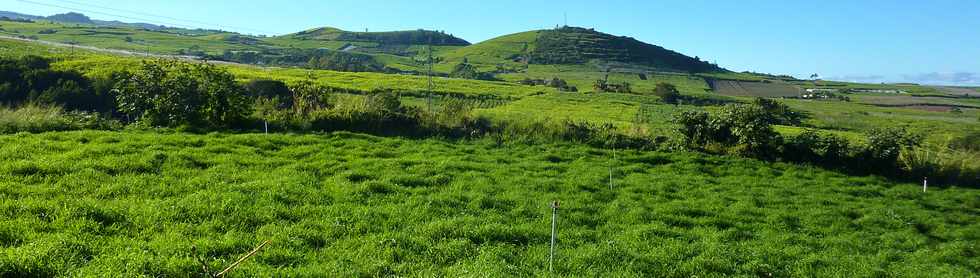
[720,103,782,158]
[653,82,681,104]
[449,61,481,80]
[752,98,803,126]
[114,60,250,128]
[675,102,784,158]
[289,75,330,118]
[196,63,250,127]
[864,127,922,169]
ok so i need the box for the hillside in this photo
[442,26,723,74]
[269,27,469,56]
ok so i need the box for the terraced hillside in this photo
[441,27,723,74]
[531,27,721,73]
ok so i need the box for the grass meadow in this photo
[0,131,978,276]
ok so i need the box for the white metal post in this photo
[549,200,560,273]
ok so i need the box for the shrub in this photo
[653,82,681,104]
[675,102,784,158]
[288,77,331,118]
[449,61,494,81]
[114,60,250,128]
[752,98,803,126]
[0,56,114,112]
[784,130,850,164]
[0,104,119,133]
[719,103,782,158]
[246,79,293,109]
[863,127,922,168]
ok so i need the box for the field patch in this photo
[707,79,802,97]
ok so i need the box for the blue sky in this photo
[4,0,979,85]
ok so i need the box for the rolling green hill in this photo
[441,27,723,74]
[267,27,469,57]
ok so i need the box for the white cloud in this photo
[902,72,980,85]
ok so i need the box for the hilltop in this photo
[442,26,723,74]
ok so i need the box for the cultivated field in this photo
[707,79,802,98]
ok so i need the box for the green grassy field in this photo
[1,130,978,276]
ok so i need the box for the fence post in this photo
[923,177,928,193]
[609,149,617,190]
[549,200,560,273]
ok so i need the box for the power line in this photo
[48,0,275,34]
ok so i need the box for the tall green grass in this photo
[0,104,118,134]
[0,131,977,276]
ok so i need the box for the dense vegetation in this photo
[532,27,722,73]
[288,28,469,46]
[0,55,115,112]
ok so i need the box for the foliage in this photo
[653,82,681,104]
[593,78,631,93]
[752,97,804,126]
[532,27,722,72]
[113,59,250,128]
[783,129,851,164]
[676,102,783,158]
[0,104,119,133]
[287,76,332,118]
[518,77,577,92]
[864,127,923,170]
[0,55,115,112]
[305,50,386,72]
[449,61,494,81]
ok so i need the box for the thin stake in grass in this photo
[192,240,270,278]
[609,148,616,190]
[923,177,928,193]
[549,200,560,273]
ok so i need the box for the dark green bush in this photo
[114,60,250,128]
[862,127,922,172]
[752,98,804,126]
[653,82,681,104]
[0,56,115,113]
[784,130,850,165]
[676,102,783,158]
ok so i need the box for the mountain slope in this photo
[443,26,723,73]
